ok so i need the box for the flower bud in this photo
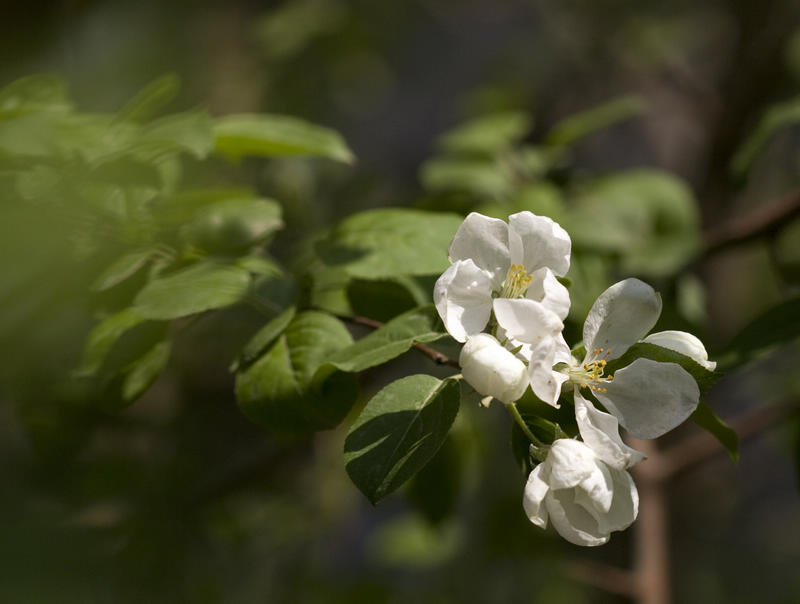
[459,333,528,404]
[643,330,716,371]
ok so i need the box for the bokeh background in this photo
[1,1,799,602]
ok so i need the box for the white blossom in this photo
[523,438,639,546]
[434,211,571,343]
[564,278,708,439]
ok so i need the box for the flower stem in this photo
[507,402,541,445]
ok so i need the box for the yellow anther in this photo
[500,264,534,298]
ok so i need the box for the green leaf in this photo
[0,74,71,117]
[116,74,180,123]
[420,157,511,198]
[691,400,739,461]
[235,311,358,431]
[722,297,800,369]
[567,170,700,277]
[135,109,214,159]
[326,306,444,373]
[731,96,800,177]
[438,111,531,154]
[545,96,644,147]
[316,208,463,279]
[181,198,283,254]
[213,113,354,163]
[233,305,296,371]
[606,342,720,394]
[121,340,171,402]
[133,260,251,320]
[91,247,161,292]
[344,374,460,504]
[78,308,147,375]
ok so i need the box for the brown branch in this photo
[657,398,800,480]
[702,189,800,256]
[338,314,460,368]
[563,559,639,599]
[630,439,671,604]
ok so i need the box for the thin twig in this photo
[702,190,800,256]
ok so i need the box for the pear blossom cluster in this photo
[434,211,715,546]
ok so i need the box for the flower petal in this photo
[448,212,511,286]
[600,467,639,533]
[507,211,571,276]
[574,460,614,515]
[459,333,529,404]
[528,337,570,407]
[595,358,700,439]
[574,390,646,469]
[526,267,570,320]
[643,330,716,371]
[583,278,662,361]
[433,259,494,342]
[493,298,564,346]
[546,439,597,490]
[523,464,550,529]
[546,489,609,546]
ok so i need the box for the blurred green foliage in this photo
[1,1,800,603]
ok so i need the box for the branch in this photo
[338,314,460,368]
[657,398,800,480]
[702,189,800,256]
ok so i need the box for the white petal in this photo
[433,259,494,342]
[459,334,529,404]
[507,211,571,276]
[595,358,700,439]
[583,278,662,361]
[546,489,609,546]
[526,267,570,320]
[644,330,716,371]
[600,467,639,533]
[546,439,597,490]
[528,338,570,407]
[574,460,614,515]
[448,212,511,286]
[574,390,646,469]
[493,298,564,346]
[523,465,550,528]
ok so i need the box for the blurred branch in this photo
[563,559,638,599]
[702,189,800,256]
[659,398,800,480]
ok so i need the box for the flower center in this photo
[500,264,533,298]
[567,348,614,393]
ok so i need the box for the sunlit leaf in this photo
[344,374,460,504]
[316,208,462,279]
[235,311,358,431]
[325,305,444,373]
[91,247,161,292]
[545,96,644,147]
[214,113,354,163]
[438,111,531,154]
[116,73,180,123]
[78,308,147,376]
[731,96,800,177]
[121,340,171,402]
[233,305,296,371]
[691,400,739,461]
[133,260,251,320]
[181,198,283,254]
